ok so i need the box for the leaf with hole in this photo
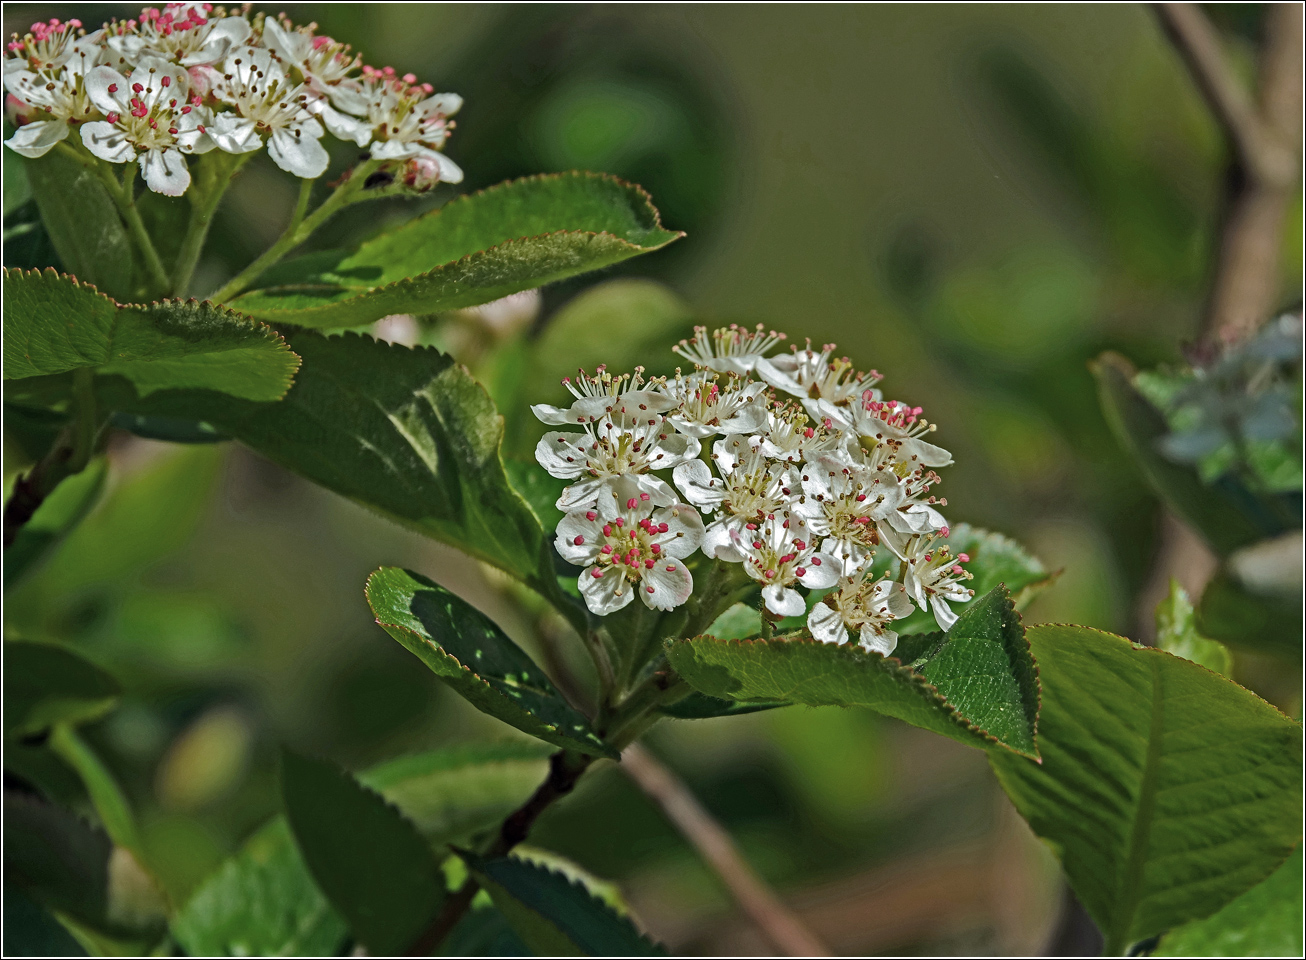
[358,742,552,847]
[100,330,548,585]
[3,641,120,739]
[367,568,615,758]
[989,624,1302,954]
[667,585,1039,757]
[460,850,664,956]
[281,750,445,956]
[2,268,299,401]
[170,817,346,958]
[1154,845,1302,957]
[229,172,682,328]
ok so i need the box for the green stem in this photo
[48,725,143,855]
[760,613,775,640]
[106,162,171,297]
[289,174,315,232]
[209,159,382,303]
[171,152,252,297]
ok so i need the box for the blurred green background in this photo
[3,3,1300,954]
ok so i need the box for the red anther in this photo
[106,111,119,123]
[644,559,655,569]
[958,553,970,563]
[108,83,118,93]
[650,543,661,554]
[402,72,417,83]
[601,545,612,554]
[855,493,867,502]
[940,526,950,537]
[590,569,603,578]
[853,516,870,525]
[658,523,669,532]
[602,524,612,537]
[764,569,775,579]
[804,427,815,438]
[639,492,650,501]
[796,567,806,576]
[613,517,624,527]
[572,535,584,546]
[168,126,177,134]
[626,498,637,509]
[181,105,191,113]
[132,82,144,93]
[793,539,806,549]
[646,585,655,593]
[752,541,764,549]
[952,565,963,575]
[745,523,757,530]
[665,565,676,572]
[811,557,822,565]
[585,511,596,521]
[160,76,170,87]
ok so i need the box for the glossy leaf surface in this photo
[367,568,614,757]
[989,624,1303,953]
[281,750,444,956]
[461,851,664,956]
[171,817,346,958]
[229,173,682,328]
[3,269,298,401]
[667,586,1039,757]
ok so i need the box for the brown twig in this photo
[620,742,831,957]
[1135,3,1303,639]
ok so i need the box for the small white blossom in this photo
[260,17,372,146]
[725,511,839,618]
[825,397,953,468]
[758,340,882,418]
[105,4,250,70]
[3,31,101,158]
[807,576,914,655]
[672,324,787,375]
[795,452,909,575]
[209,45,328,177]
[660,371,768,438]
[756,401,837,463]
[4,17,98,76]
[81,57,213,195]
[555,501,704,616]
[531,367,674,427]
[901,535,974,631]
[342,66,463,184]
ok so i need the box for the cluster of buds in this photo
[534,325,973,655]
[4,5,462,195]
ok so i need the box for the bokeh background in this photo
[4,3,1301,955]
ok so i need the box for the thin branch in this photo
[620,742,831,957]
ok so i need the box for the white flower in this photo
[725,511,839,618]
[531,367,674,427]
[344,67,463,184]
[672,435,799,559]
[535,408,700,519]
[807,576,914,655]
[555,501,704,615]
[207,46,329,178]
[901,535,974,631]
[794,453,907,575]
[105,5,250,70]
[757,340,882,418]
[3,35,101,158]
[672,323,787,375]
[80,58,214,196]
[756,400,838,463]
[4,18,98,76]
[661,371,768,438]
[825,397,953,468]
[260,17,372,146]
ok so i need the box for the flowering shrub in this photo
[2,5,1300,959]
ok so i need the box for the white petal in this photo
[4,120,69,158]
[672,460,724,513]
[640,559,693,611]
[650,504,705,558]
[579,566,633,616]
[556,478,607,513]
[140,148,190,196]
[858,624,898,657]
[327,80,369,116]
[645,430,700,470]
[429,150,463,185]
[268,127,329,178]
[530,404,576,426]
[534,433,587,479]
[418,92,463,116]
[931,596,959,632]
[716,399,769,436]
[703,519,746,562]
[208,114,262,154]
[807,602,848,645]
[260,19,306,63]
[903,438,954,468]
[761,585,805,619]
[84,65,128,114]
[796,554,840,590]
[315,100,373,147]
[371,138,416,161]
[554,511,601,566]
[80,121,135,163]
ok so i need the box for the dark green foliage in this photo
[2,640,119,739]
[366,568,614,757]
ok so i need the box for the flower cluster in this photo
[534,325,973,655]
[4,5,462,196]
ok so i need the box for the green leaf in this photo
[666,586,1039,757]
[460,851,664,956]
[3,459,107,590]
[1197,567,1302,659]
[3,790,111,932]
[3,269,299,401]
[23,148,133,301]
[280,750,445,956]
[1093,352,1272,556]
[2,641,120,739]
[358,743,552,846]
[1156,579,1232,676]
[105,330,548,584]
[3,884,88,957]
[1154,845,1303,957]
[170,817,347,958]
[229,172,682,328]
[658,692,786,720]
[366,568,615,758]
[989,624,1303,954]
